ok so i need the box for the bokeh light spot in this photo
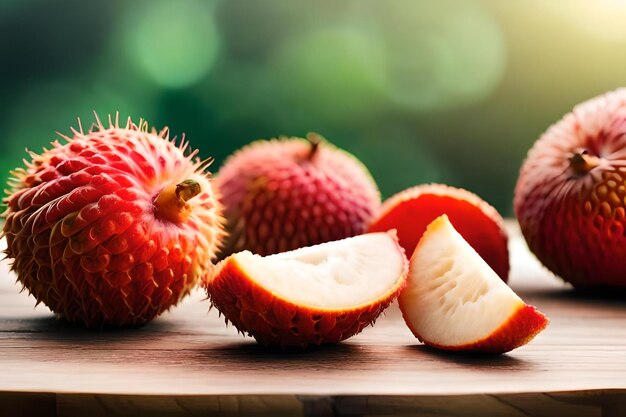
[270,27,387,125]
[374,0,506,112]
[125,0,219,89]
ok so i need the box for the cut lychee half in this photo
[399,215,548,354]
[368,184,509,282]
[205,232,408,348]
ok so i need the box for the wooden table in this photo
[1,224,626,417]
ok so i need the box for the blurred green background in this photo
[2,0,626,215]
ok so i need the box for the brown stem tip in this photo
[569,149,601,176]
[154,179,202,223]
[176,179,202,202]
[306,132,324,160]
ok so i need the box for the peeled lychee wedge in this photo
[399,215,548,354]
[205,232,408,348]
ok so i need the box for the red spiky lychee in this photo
[368,184,509,282]
[2,115,224,327]
[515,89,626,290]
[216,134,380,258]
[205,232,408,348]
[400,215,548,354]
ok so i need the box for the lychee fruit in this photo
[216,133,380,258]
[400,215,548,354]
[368,184,509,282]
[2,115,224,327]
[515,88,626,290]
[205,232,408,348]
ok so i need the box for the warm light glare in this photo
[566,0,626,42]
[377,0,506,111]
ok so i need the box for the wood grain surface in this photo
[1,223,626,416]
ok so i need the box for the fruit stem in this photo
[569,150,601,175]
[306,132,322,160]
[154,179,201,223]
[176,179,202,202]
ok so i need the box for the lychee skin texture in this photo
[216,136,381,258]
[2,117,224,327]
[515,89,626,290]
[205,250,407,349]
[368,184,509,282]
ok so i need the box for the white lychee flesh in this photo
[230,232,406,309]
[400,215,524,346]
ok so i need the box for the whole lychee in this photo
[2,115,224,327]
[515,88,626,290]
[216,134,380,258]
